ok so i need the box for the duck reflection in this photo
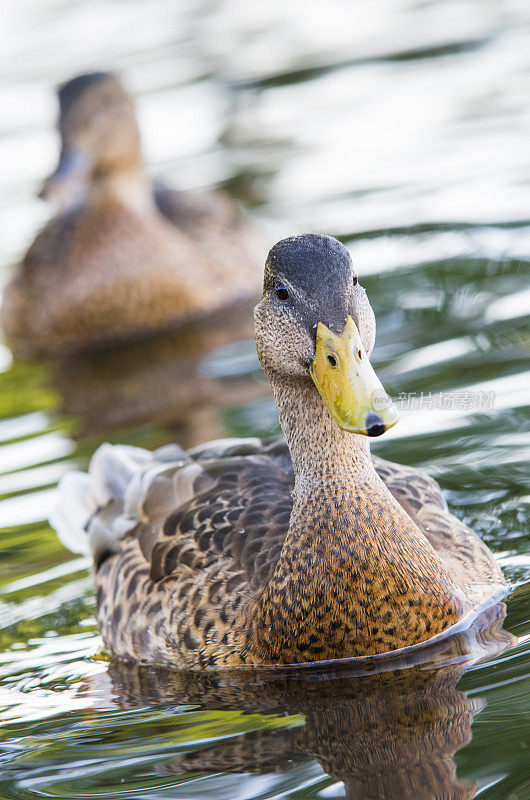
[51,298,269,443]
[99,602,512,800]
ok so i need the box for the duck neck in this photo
[244,372,465,663]
[272,374,376,492]
[89,161,157,216]
[271,373,384,544]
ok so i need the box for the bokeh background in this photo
[0,1,529,799]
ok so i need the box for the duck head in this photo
[254,234,398,436]
[40,72,142,206]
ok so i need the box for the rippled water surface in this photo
[0,1,529,798]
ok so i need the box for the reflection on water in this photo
[101,607,510,800]
[0,0,529,798]
[0,603,516,800]
[51,299,264,443]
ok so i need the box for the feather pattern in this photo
[56,435,503,668]
[50,233,505,667]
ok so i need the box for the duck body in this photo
[51,234,504,667]
[1,73,262,356]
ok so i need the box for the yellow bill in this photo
[310,316,398,436]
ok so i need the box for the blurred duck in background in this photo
[1,72,263,357]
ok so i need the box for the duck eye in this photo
[352,275,358,286]
[275,283,289,301]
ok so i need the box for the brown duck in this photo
[1,72,262,356]
[51,234,505,667]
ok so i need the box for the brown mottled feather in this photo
[372,454,504,603]
[93,436,502,668]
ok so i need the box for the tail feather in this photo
[50,443,153,562]
[50,472,93,556]
[89,444,152,507]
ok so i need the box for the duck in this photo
[51,234,505,668]
[1,72,262,357]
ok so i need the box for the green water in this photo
[0,1,529,798]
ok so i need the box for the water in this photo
[0,0,529,798]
